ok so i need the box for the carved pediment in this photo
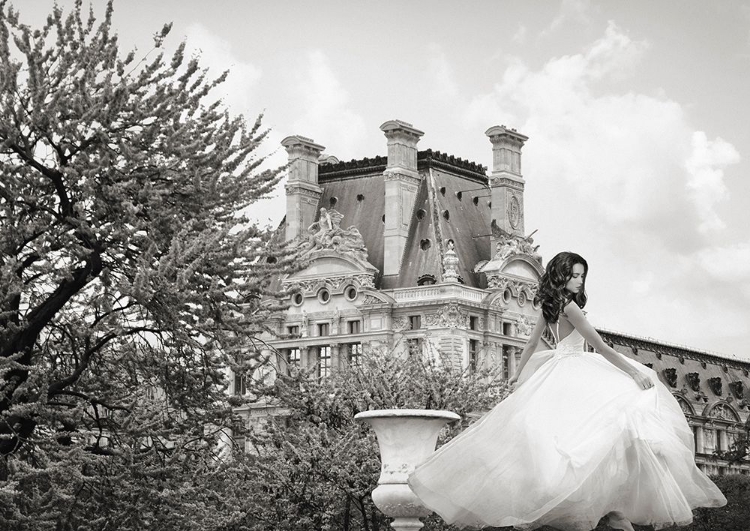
[283,249,378,296]
[358,290,396,306]
[707,402,740,422]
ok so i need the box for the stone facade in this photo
[234,120,750,476]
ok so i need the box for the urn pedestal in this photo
[355,409,460,531]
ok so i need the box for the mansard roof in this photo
[314,150,491,290]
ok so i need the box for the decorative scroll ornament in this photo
[686,372,701,392]
[707,377,723,396]
[729,381,745,400]
[487,275,510,291]
[302,208,369,261]
[663,368,678,388]
[443,240,460,283]
[490,221,542,264]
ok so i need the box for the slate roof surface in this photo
[316,172,385,284]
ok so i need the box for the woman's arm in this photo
[564,302,653,390]
[508,314,546,385]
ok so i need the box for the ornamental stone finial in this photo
[443,240,459,283]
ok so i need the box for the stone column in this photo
[381,120,424,277]
[331,344,341,372]
[695,425,705,454]
[282,135,325,241]
[508,346,517,376]
[718,429,728,452]
[300,346,310,370]
[485,126,528,255]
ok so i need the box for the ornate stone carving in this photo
[383,170,421,187]
[286,273,375,295]
[516,315,534,338]
[489,176,524,190]
[729,381,745,400]
[302,208,369,261]
[707,377,723,396]
[709,403,739,422]
[425,302,468,329]
[490,221,542,263]
[686,372,701,392]
[704,429,715,449]
[362,295,384,305]
[663,368,677,388]
[300,311,309,338]
[677,397,693,416]
[392,316,409,331]
[443,240,460,283]
[508,195,521,229]
[487,275,510,291]
[285,183,323,199]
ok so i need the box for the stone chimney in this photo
[282,135,325,241]
[485,125,528,255]
[380,120,424,277]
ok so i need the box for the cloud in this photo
[546,0,593,34]
[291,50,366,160]
[685,131,739,233]
[183,23,262,118]
[512,25,528,45]
[426,43,460,102]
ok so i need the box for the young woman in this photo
[408,252,726,531]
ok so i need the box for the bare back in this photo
[550,313,577,343]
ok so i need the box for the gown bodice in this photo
[551,323,586,355]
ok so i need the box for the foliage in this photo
[228,344,508,531]
[0,1,296,528]
[683,474,750,531]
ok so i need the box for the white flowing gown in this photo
[407,327,727,530]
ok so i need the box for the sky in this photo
[17,0,750,359]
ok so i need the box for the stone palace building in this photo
[237,119,750,476]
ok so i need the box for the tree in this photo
[227,344,509,531]
[0,1,296,528]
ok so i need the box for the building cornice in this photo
[418,149,488,183]
[598,328,748,369]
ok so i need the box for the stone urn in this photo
[355,408,461,531]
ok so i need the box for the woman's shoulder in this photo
[562,300,584,317]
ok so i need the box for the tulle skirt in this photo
[407,349,726,530]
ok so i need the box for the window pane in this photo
[319,346,331,377]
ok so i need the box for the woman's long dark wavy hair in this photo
[534,252,588,323]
